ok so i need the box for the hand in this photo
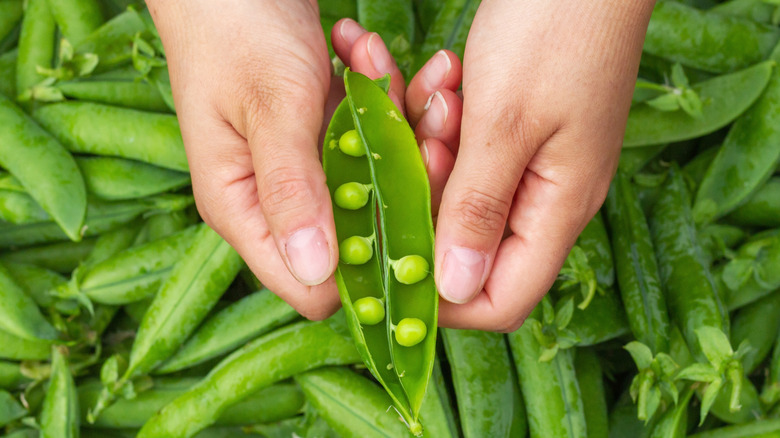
[146,0,461,320]
[434,0,656,331]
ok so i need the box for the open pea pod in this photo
[322,70,437,436]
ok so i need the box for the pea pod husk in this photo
[16,0,56,97]
[136,319,361,438]
[76,156,189,201]
[40,347,79,438]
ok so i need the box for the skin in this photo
[146,0,654,331]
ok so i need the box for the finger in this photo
[406,50,462,125]
[347,32,406,112]
[331,18,367,66]
[421,138,454,218]
[415,89,462,155]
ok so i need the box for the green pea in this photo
[392,255,429,285]
[339,236,373,265]
[354,297,385,325]
[334,182,370,210]
[338,130,365,157]
[395,318,427,347]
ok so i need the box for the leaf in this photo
[699,378,723,423]
[679,89,703,119]
[644,386,662,423]
[542,297,555,326]
[646,93,680,112]
[722,258,755,291]
[676,363,719,382]
[555,296,575,328]
[625,342,654,370]
[538,345,559,363]
[670,63,690,89]
[696,327,733,366]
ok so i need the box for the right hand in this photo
[147,0,462,319]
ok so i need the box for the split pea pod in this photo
[78,379,304,429]
[644,1,780,73]
[33,101,188,172]
[508,306,587,438]
[649,164,729,360]
[16,0,56,99]
[725,177,780,228]
[623,61,774,147]
[694,46,780,224]
[46,0,103,45]
[605,170,670,354]
[0,262,58,341]
[442,328,521,438]
[136,319,361,438]
[76,156,190,201]
[322,70,437,434]
[295,367,411,438]
[0,94,86,242]
[40,347,79,438]
[155,289,299,374]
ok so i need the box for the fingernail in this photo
[367,33,394,73]
[286,227,331,285]
[338,18,364,45]
[420,140,430,168]
[439,247,485,304]
[423,91,447,135]
[423,51,451,89]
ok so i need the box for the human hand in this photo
[434,0,656,331]
[146,0,462,319]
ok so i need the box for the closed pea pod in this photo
[730,290,780,374]
[719,230,780,310]
[0,262,58,341]
[16,0,56,99]
[56,76,171,113]
[565,287,630,346]
[46,0,103,46]
[711,0,779,24]
[724,177,780,227]
[687,419,780,438]
[0,49,17,98]
[0,238,97,273]
[137,319,361,438]
[574,348,609,438]
[75,156,190,201]
[73,8,146,73]
[0,361,30,390]
[0,328,51,360]
[0,0,23,45]
[0,189,50,224]
[40,347,79,438]
[761,330,780,408]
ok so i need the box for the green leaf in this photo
[644,386,662,423]
[542,297,555,326]
[676,363,719,382]
[696,327,733,366]
[538,345,558,363]
[670,63,690,89]
[100,355,122,387]
[625,342,654,369]
[0,390,26,426]
[555,296,575,328]
[722,258,754,291]
[700,378,723,423]
[646,93,680,112]
[679,89,703,119]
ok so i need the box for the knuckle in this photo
[493,314,525,334]
[258,169,315,219]
[295,299,334,322]
[450,188,510,237]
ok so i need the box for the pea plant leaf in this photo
[624,341,681,422]
[530,296,580,362]
[641,63,703,119]
[557,246,601,310]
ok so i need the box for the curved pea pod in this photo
[358,0,415,76]
[413,0,479,73]
[0,94,86,242]
[623,61,774,147]
[76,156,190,201]
[731,290,780,374]
[694,51,780,225]
[442,328,520,438]
[33,101,188,172]
[74,8,146,73]
[61,225,197,305]
[0,189,50,223]
[0,49,17,98]
[644,1,780,73]
[40,347,79,438]
[719,230,780,310]
[0,238,97,273]
[16,0,56,98]
[575,348,608,438]
[0,262,58,341]
[295,367,411,438]
[155,289,300,374]
[605,171,670,354]
[566,287,630,346]
[0,361,30,390]
[46,0,103,46]
[508,308,587,438]
[136,319,360,438]
[649,164,728,361]
[648,386,695,438]
[78,378,304,429]
[725,177,780,228]
[688,418,780,438]
[121,223,242,380]
[711,0,778,24]
[57,77,170,113]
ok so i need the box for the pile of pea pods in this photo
[2,0,780,437]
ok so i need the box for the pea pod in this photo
[694,47,780,224]
[78,379,304,429]
[605,171,670,354]
[711,0,778,24]
[508,306,587,438]
[724,177,780,228]
[0,361,30,390]
[0,189,49,224]
[566,287,630,346]
[413,0,480,73]
[6,261,68,307]
[76,156,190,201]
[46,0,103,45]
[575,348,608,438]
[74,8,146,73]
[0,0,22,45]
[79,218,144,267]
[56,77,170,113]
[418,358,461,438]
[688,419,780,438]
[649,164,728,360]
[730,290,780,374]
[649,386,695,438]
[0,328,53,360]
[0,49,17,98]
[719,230,780,310]
[16,0,56,98]
[0,238,97,273]
[155,289,299,374]
[323,70,437,434]
[33,101,188,172]
[0,94,86,242]
[136,319,361,438]
[40,347,79,438]
[0,262,58,341]
[761,330,780,408]
[623,61,774,147]
[442,328,520,438]
[618,144,668,176]
[644,1,780,73]
[295,367,411,438]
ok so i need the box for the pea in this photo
[339,236,373,265]
[353,297,385,326]
[392,255,429,285]
[395,318,427,347]
[338,130,365,157]
[334,182,370,210]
